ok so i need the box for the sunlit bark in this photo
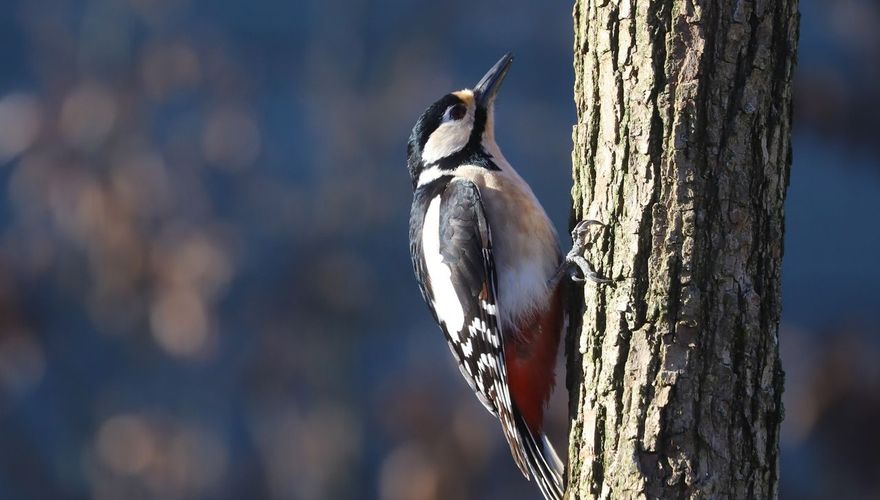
[566,0,799,497]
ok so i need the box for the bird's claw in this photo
[572,219,605,235]
[567,255,613,284]
[571,219,604,245]
[562,219,612,285]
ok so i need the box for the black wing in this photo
[410,179,530,476]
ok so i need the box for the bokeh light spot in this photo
[0,93,42,161]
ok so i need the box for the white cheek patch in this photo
[423,196,465,336]
[422,115,473,164]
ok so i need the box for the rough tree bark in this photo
[565,0,798,498]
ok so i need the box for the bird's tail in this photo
[514,412,565,500]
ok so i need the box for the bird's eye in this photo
[447,104,467,121]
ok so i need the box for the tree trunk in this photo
[565,0,798,498]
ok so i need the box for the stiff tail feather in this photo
[514,412,564,500]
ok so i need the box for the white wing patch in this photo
[465,317,488,356]
[422,196,465,336]
[480,299,497,316]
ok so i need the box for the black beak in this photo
[474,53,513,107]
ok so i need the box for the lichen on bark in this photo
[565,0,799,498]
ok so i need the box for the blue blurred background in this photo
[0,1,876,499]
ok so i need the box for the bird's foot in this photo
[552,219,612,285]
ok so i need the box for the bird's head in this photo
[407,53,513,188]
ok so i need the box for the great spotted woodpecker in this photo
[407,54,608,499]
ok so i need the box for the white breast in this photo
[494,250,556,329]
[453,148,561,331]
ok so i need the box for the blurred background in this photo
[0,0,876,499]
